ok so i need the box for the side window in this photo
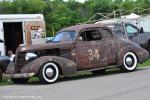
[102,29,113,38]
[125,25,138,34]
[80,30,102,41]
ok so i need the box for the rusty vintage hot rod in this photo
[5,24,149,84]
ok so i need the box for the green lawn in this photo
[1,59,150,86]
[0,77,13,86]
[138,59,150,67]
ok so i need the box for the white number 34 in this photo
[88,49,100,61]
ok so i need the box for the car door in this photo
[75,28,107,70]
[101,28,117,65]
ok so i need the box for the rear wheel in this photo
[11,78,29,84]
[92,69,106,75]
[38,62,59,84]
[121,52,137,72]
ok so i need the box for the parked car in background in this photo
[0,56,10,82]
[5,24,149,84]
[99,22,150,53]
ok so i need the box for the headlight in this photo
[10,54,15,62]
[25,53,37,61]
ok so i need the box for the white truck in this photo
[0,14,46,56]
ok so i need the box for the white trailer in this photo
[0,14,46,56]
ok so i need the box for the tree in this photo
[0,0,149,36]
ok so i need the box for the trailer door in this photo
[0,21,5,56]
[24,21,46,45]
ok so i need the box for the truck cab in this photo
[106,22,150,53]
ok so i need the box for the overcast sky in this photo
[63,0,86,3]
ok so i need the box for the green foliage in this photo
[0,0,150,36]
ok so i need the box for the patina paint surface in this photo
[6,24,149,78]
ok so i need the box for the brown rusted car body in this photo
[5,24,149,81]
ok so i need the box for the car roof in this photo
[59,24,107,33]
[101,22,133,26]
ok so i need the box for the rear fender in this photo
[117,45,149,65]
[21,56,77,76]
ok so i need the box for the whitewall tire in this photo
[121,52,138,72]
[38,62,59,84]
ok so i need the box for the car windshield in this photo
[53,31,76,42]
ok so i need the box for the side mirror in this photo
[78,36,83,41]
[140,27,144,33]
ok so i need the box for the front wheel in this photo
[11,78,29,84]
[121,52,138,72]
[38,62,59,84]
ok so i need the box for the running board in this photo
[78,65,118,72]
[4,73,35,78]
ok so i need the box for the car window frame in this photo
[125,24,138,34]
[76,27,104,43]
[110,24,125,35]
[100,28,113,39]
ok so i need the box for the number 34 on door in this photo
[88,49,100,61]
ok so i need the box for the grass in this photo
[1,59,150,86]
[0,77,13,86]
[138,59,150,67]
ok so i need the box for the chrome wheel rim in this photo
[125,56,133,66]
[45,68,54,78]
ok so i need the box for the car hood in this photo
[17,41,74,53]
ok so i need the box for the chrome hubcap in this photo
[45,68,54,78]
[126,56,133,66]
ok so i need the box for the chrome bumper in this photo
[4,73,35,78]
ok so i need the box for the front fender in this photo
[117,45,149,65]
[21,56,77,76]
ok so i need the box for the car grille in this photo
[15,53,26,73]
